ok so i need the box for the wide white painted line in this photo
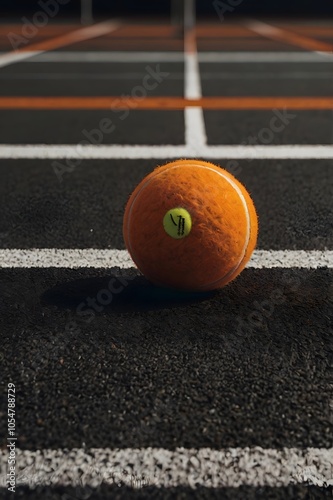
[0,447,332,488]
[0,50,44,67]
[6,51,332,63]
[1,71,333,80]
[249,250,333,269]
[247,20,292,40]
[184,53,202,99]
[0,249,132,269]
[201,51,333,63]
[29,51,185,63]
[0,249,332,269]
[247,21,333,61]
[1,144,333,159]
[0,72,184,80]
[0,144,188,159]
[0,21,120,69]
[185,107,207,153]
[184,53,207,151]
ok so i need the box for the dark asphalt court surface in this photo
[0,160,333,250]
[0,17,333,500]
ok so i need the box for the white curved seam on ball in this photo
[162,163,252,287]
[200,166,251,286]
[126,162,251,287]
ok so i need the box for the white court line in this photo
[246,20,333,59]
[185,53,203,99]
[0,447,332,488]
[200,51,333,62]
[184,0,207,152]
[1,144,333,159]
[0,51,43,68]
[247,20,294,40]
[0,72,185,80]
[4,51,332,63]
[0,71,333,79]
[0,21,120,69]
[25,51,185,62]
[249,250,333,269]
[199,71,333,79]
[0,249,332,269]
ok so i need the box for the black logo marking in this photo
[176,215,185,236]
[170,214,177,226]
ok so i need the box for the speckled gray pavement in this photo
[0,16,333,500]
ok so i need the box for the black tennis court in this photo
[0,1,333,498]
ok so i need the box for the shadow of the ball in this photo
[41,272,215,313]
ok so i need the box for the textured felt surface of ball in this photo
[123,159,258,291]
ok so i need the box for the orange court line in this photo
[275,26,333,36]
[0,24,176,37]
[0,22,331,40]
[21,40,184,51]
[0,25,80,35]
[198,40,285,46]
[247,21,333,53]
[1,96,333,110]
[72,39,183,44]
[196,26,258,37]
[106,26,179,37]
[0,25,177,45]
[5,22,319,36]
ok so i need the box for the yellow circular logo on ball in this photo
[163,207,192,239]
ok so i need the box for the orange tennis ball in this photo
[123,159,258,291]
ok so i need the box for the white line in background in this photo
[247,20,289,39]
[184,51,207,150]
[7,51,332,63]
[0,51,45,68]
[185,105,207,151]
[0,72,185,80]
[1,144,333,159]
[246,20,333,58]
[0,249,332,269]
[1,71,332,80]
[0,21,120,69]
[185,53,202,99]
[184,0,207,152]
[19,51,185,62]
[200,51,333,63]
[0,447,332,488]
